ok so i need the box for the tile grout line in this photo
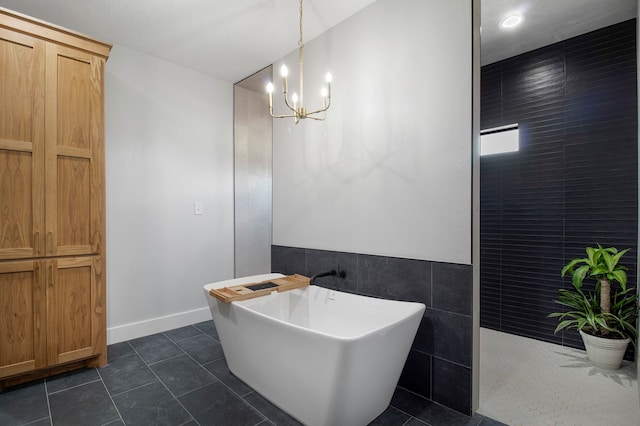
[400,416,427,426]
[134,330,276,422]
[393,385,471,424]
[390,403,430,426]
[43,380,53,426]
[23,416,52,425]
[108,379,157,399]
[155,328,273,424]
[95,368,126,426]
[171,358,269,425]
[46,376,102,395]
[125,340,200,426]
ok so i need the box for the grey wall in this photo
[234,72,273,278]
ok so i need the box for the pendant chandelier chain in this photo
[299,0,304,49]
[298,0,304,106]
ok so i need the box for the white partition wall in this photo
[272,0,472,265]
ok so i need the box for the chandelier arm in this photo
[269,111,298,119]
[281,92,298,114]
[305,114,326,121]
[305,109,327,117]
[305,100,331,116]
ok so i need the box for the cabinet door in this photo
[46,256,105,365]
[45,44,105,257]
[0,260,46,378]
[0,29,45,260]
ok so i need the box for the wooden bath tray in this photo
[210,274,310,303]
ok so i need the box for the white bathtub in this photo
[203,273,425,426]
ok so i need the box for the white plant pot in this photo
[579,330,630,369]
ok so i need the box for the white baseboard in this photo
[107,307,212,344]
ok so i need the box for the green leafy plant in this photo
[549,245,638,347]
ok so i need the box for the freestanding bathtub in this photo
[203,273,425,426]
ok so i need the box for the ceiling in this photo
[0,0,376,83]
[0,0,637,82]
[481,0,637,65]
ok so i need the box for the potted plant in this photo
[549,245,638,369]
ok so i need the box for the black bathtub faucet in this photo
[310,269,346,285]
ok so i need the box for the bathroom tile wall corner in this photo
[271,245,473,416]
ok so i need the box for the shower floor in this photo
[477,327,639,426]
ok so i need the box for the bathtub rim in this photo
[235,287,425,342]
[204,275,426,342]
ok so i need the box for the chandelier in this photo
[266,0,332,124]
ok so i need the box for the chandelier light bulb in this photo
[321,87,328,98]
[280,64,289,77]
[325,72,332,83]
[266,82,274,93]
[292,93,298,104]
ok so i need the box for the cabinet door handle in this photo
[47,232,53,255]
[34,263,41,330]
[48,264,54,288]
[35,232,40,255]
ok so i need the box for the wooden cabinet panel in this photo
[56,53,96,150]
[0,29,45,143]
[45,45,105,257]
[0,29,45,260]
[56,156,91,249]
[46,256,104,365]
[0,260,46,378]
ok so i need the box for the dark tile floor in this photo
[0,321,506,426]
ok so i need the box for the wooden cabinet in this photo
[0,257,104,377]
[0,8,110,385]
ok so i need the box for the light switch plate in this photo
[194,202,204,215]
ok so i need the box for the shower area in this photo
[477,9,639,425]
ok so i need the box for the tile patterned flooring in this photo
[478,327,639,426]
[0,321,503,426]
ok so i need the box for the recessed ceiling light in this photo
[500,15,523,29]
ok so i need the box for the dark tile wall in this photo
[480,19,638,358]
[272,245,473,416]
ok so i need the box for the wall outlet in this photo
[194,202,204,215]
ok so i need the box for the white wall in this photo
[105,45,234,343]
[272,0,472,265]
